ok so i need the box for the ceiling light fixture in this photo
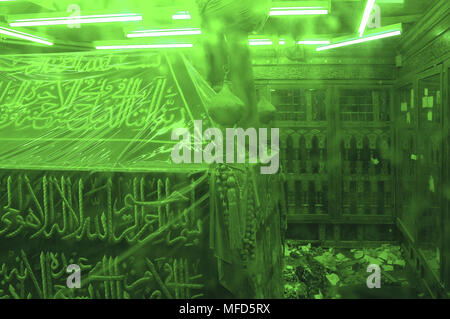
[269,9,328,16]
[10,13,142,27]
[172,2,329,20]
[249,39,273,46]
[0,26,53,45]
[269,1,329,16]
[172,11,191,20]
[127,28,201,38]
[359,0,376,36]
[96,43,193,50]
[316,27,401,51]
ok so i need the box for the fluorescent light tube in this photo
[359,0,376,36]
[0,26,53,45]
[249,39,273,46]
[172,11,191,20]
[173,7,328,19]
[10,14,142,27]
[96,43,193,50]
[316,30,401,51]
[13,13,139,22]
[250,37,286,45]
[271,7,324,9]
[269,9,328,16]
[127,28,201,38]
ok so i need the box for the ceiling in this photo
[0,0,440,55]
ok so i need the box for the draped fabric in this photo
[0,52,213,172]
[197,0,272,33]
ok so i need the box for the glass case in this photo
[338,87,393,217]
[395,84,418,241]
[416,70,443,280]
[339,88,390,122]
[269,86,330,217]
[271,88,327,123]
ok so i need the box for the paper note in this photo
[326,273,340,286]
[383,265,394,271]
[401,102,407,112]
[429,175,435,193]
[422,97,428,108]
[410,154,417,160]
[424,88,428,96]
[428,96,434,108]
[427,111,433,121]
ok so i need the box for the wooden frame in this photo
[257,80,397,247]
[395,62,448,297]
[442,57,450,292]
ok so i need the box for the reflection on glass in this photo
[417,73,442,279]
